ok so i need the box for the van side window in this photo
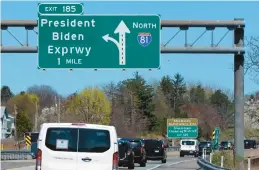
[45,128,78,152]
[78,129,110,153]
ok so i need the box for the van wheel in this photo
[162,159,166,163]
[140,161,146,167]
[128,163,134,169]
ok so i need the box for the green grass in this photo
[211,150,248,169]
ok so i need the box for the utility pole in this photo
[54,96,57,123]
[14,104,17,141]
[34,102,38,132]
[58,97,60,123]
[130,91,134,126]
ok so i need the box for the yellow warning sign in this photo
[25,135,31,146]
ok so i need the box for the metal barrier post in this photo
[221,155,224,167]
[248,157,250,170]
[209,152,212,163]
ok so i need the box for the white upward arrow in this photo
[114,21,130,65]
[102,20,130,65]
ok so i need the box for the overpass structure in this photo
[1,19,246,169]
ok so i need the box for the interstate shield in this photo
[137,32,152,47]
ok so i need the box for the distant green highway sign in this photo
[38,3,84,15]
[38,15,161,69]
[167,118,198,138]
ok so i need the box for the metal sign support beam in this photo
[233,18,245,170]
[0,19,246,169]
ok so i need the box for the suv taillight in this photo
[162,144,164,148]
[112,152,118,170]
[36,149,42,170]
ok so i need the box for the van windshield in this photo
[45,127,111,153]
[181,141,195,145]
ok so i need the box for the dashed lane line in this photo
[146,158,196,170]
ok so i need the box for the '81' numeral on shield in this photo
[137,33,152,47]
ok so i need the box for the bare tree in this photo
[244,92,259,129]
[245,36,259,84]
[27,85,61,109]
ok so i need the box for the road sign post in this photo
[167,118,198,138]
[38,15,161,69]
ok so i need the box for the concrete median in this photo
[245,149,259,170]
[167,151,180,156]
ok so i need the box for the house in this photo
[1,106,15,139]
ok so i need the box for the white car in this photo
[36,123,119,170]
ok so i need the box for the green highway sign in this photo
[167,118,198,138]
[38,3,84,15]
[38,15,161,69]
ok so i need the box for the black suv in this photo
[219,141,233,151]
[244,139,257,149]
[121,138,146,167]
[144,139,167,163]
[118,140,135,169]
[198,141,213,156]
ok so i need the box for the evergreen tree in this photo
[16,111,32,140]
[210,90,234,129]
[172,73,187,116]
[1,86,14,105]
[160,76,174,107]
[121,72,155,130]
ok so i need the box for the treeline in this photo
[1,72,236,140]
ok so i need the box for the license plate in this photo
[190,151,193,153]
[155,150,159,153]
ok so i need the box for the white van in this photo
[179,139,198,157]
[36,123,119,170]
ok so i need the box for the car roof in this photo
[200,141,212,143]
[41,123,115,130]
[118,139,129,143]
[144,139,162,142]
[121,138,142,141]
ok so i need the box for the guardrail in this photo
[197,157,231,170]
[1,146,180,160]
[197,149,259,170]
[167,146,180,151]
[1,150,32,160]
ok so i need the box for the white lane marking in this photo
[146,158,197,170]
[146,165,162,170]
[168,159,195,166]
[6,165,35,170]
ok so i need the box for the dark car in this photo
[121,138,146,167]
[144,139,167,163]
[198,141,213,156]
[118,140,135,169]
[244,139,257,149]
[219,141,233,150]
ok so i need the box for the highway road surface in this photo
[1,155,199,170]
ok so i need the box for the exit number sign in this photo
[38,3,84,15]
